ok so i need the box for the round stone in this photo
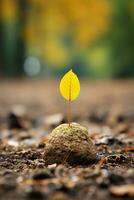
[44,123,96,165]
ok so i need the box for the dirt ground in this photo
[0,79,134,200]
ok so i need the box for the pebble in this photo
[25,186,44,199]
[32,169,53,180]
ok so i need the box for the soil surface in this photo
[0,80,134,200]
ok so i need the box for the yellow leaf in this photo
[59,69,80,101]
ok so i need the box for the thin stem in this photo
[68,100,71,127]
[68,76,72,126]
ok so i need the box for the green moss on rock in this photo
[44,123,96,165]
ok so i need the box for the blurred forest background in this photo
[0,0,134,78]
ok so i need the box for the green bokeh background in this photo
[0,0,134,78]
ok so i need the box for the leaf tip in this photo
[69,69,73,73]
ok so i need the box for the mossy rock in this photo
[44,123,96,165]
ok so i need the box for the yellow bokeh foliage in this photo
[0,0,112,67]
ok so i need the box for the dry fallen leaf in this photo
[98,157,108,166]
[110,184,134,197]
[41,136,49,144]
[121,147,134,153]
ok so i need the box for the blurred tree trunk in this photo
[111,0,134,77]
[0,2,4,76]
[16,0,27,76]
[0,0,26,77]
